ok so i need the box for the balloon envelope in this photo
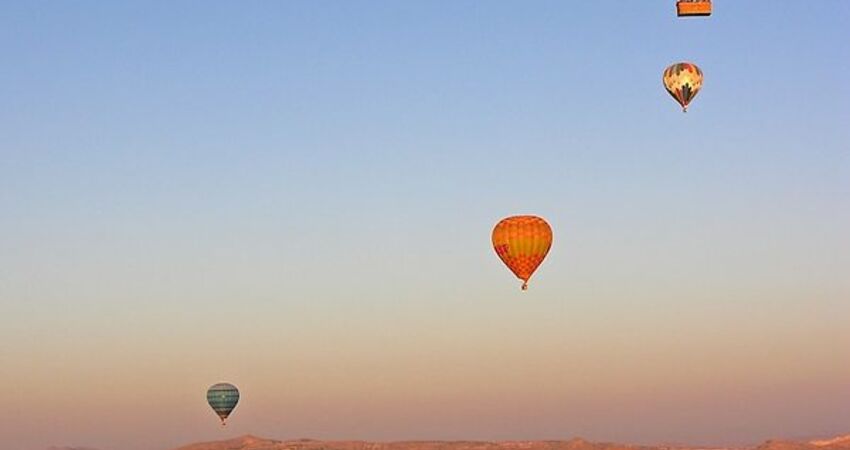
[207,382,239,425]
[492,215,553,290]
[663,62,703,112]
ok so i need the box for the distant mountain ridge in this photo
[811,437,850,448]
[47,447,102,450]
[172,436,655,450]
[169,434,850,450]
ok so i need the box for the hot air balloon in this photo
[663,62,703,112]
[207,382,239,426]
[677,0,711,17]
[492,215,553,291]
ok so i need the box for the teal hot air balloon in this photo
[206,382,239,426]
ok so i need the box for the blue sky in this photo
[1,2,849,450]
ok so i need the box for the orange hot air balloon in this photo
[663,62,703,112]
[492,215,553,290]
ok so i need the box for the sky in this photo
[1,2,849,450]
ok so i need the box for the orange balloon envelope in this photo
[492,215,553,290]
[663,62,703,112]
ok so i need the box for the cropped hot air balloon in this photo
[663,62,703,112]
[492,215,553,291]
[207,382,239,426]
[677,0,712,17]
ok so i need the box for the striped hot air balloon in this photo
[206,382,239,426]
[663,62,703,112]
[492,215,553,291]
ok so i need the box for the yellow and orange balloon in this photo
[492,215,553,290]
[663,62,703,112]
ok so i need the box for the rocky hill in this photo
[170,435,850,450]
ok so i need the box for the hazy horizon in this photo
[2,2,848,450]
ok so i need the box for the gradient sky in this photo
[1,2,849,450]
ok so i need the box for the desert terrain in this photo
[158,434,850,450]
